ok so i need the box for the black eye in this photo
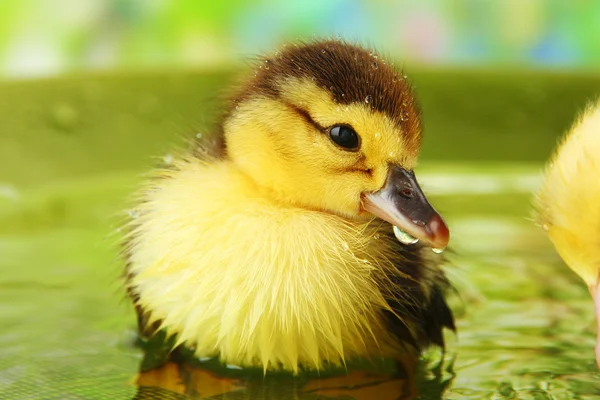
[329,125,360,150]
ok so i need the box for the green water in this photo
[2,69,600,399]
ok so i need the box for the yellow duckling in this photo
[124,39,453,373]
[535,99,600,367]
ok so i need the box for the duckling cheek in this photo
[317,181,363,217]
[368,166,388,192]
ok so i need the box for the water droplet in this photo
[51,102,79,132]
[312,141,318,146]
[375,132,380,139]
[341,93,345,97]
[311,76,316,81]
[128,209,141,219]
[365,95,371,104]
[163,154,174,165]
[388,152,394,158]
[321,49,327,54]
[373,234,380,240]
[432,247,445,254]
[198,356,212,362]
[393,226,419,245]
[226,364,243,370]
[542,224,549,232]
[0,184,19,201]
[196,132,203,139]
[344,106,349,111]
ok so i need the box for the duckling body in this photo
[535,99,600,367]
[125,40,453,373]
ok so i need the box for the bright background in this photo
[2,0,600,78]
[3,2,600,399]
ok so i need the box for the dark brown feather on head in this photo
[228,39,423,156]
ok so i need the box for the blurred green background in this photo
[2,0,600,78]
[2,1,600,399]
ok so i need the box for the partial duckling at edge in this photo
[535,99,600,368]
[124,39,454,374]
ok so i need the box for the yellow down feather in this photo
[535,99,600,286]
[125,158,414,373]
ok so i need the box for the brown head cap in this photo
[229,39,422,151]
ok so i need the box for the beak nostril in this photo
[399,188,413,199]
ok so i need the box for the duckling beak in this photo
[361,165,449,250]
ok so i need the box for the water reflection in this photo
[132,343,454,399]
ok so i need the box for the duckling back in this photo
[535,100,600,286]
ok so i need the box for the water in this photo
[393,225,419,245]
[3,69,600,398]
[2,165,599,399]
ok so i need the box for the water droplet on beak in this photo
[432,247,445,254]
[393,226,419,245]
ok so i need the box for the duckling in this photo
[535,99,600,367]
[123,39,454,374]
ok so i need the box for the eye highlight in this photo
[329,125,360,151]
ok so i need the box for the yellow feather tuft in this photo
[126,158,408,372]
[535,99,600,286]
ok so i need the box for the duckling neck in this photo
[128,159,400,371]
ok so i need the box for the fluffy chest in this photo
[126,161,402,371]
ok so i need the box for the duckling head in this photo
[224,40,449,249]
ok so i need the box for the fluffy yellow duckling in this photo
[124,39,454,373]
[535,99,600,367]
